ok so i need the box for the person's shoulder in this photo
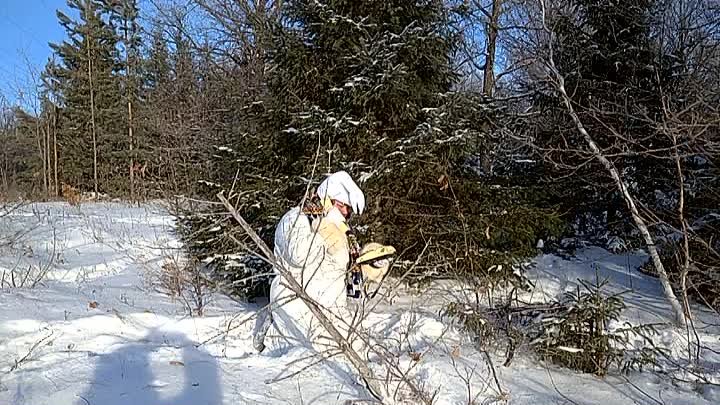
[279,206,301,221]
[277,207,311,233]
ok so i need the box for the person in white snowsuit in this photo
[257,171,365,354]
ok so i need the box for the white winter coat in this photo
[266,206,352,352]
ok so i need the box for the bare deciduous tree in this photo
[535,0,689,325]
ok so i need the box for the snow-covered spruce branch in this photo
[218,192,433,404]
[537,0,687,326]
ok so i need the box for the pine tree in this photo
[165,29,203,193]
[145,27,171,91]
[107,0,143,198]
[138,25,170,193]
[525,0,672,240]
[7,108,45,195]
[50,0,122,194]
[182,0,563,298]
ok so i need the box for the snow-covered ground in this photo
[1,202,718,405]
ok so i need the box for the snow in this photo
[527,247,673,322]
[1,202,719,404]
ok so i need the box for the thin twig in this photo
[9,329,55,373]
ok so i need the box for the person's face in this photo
[332,200,352,219]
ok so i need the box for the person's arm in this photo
[275,210,324,269]
[314,219,349,261]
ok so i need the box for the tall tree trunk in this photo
[128,100,134,200]
[123,11,136,201]
[46,115,52,196]
[1,128,8,192]
[53,105,59,196]
[87,33,99,194]
[483,0,502,97]
[1,156,6,192]
[36,118,47,196]
[1,149,6,192]
[479,0,503,173]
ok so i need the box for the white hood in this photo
[316,171,365,215]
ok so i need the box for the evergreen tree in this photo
[50,0,122,193]
[137,25,171,194]
[107,0,143,197]
[182,0,563,298]
[139,23,226,198]
[162,29,204,193]
[526,0,675,240]
[5,108,44,195]
[145,27,171,91]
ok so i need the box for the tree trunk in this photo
[1,127,8,192]
[53,104,59,197]
[479,0,503,174]
[46,115,52,197]
[1,152,6,192]
[538,0,687,325]
[128,100,134,200]
[36,118,47,196]
[483,0,503,97]
[555,73,687,325]
[122,9,136,201]
[673,135,692,319]
[84,0,98,194]
[87,35,98,194]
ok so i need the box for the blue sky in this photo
[0,0,71,105]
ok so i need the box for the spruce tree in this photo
[107,0,143,197]
[144,27,170,92]
[527,0,675,240]
[50,0,122,193]
[182,0,563,298]
[138,25,170,193]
